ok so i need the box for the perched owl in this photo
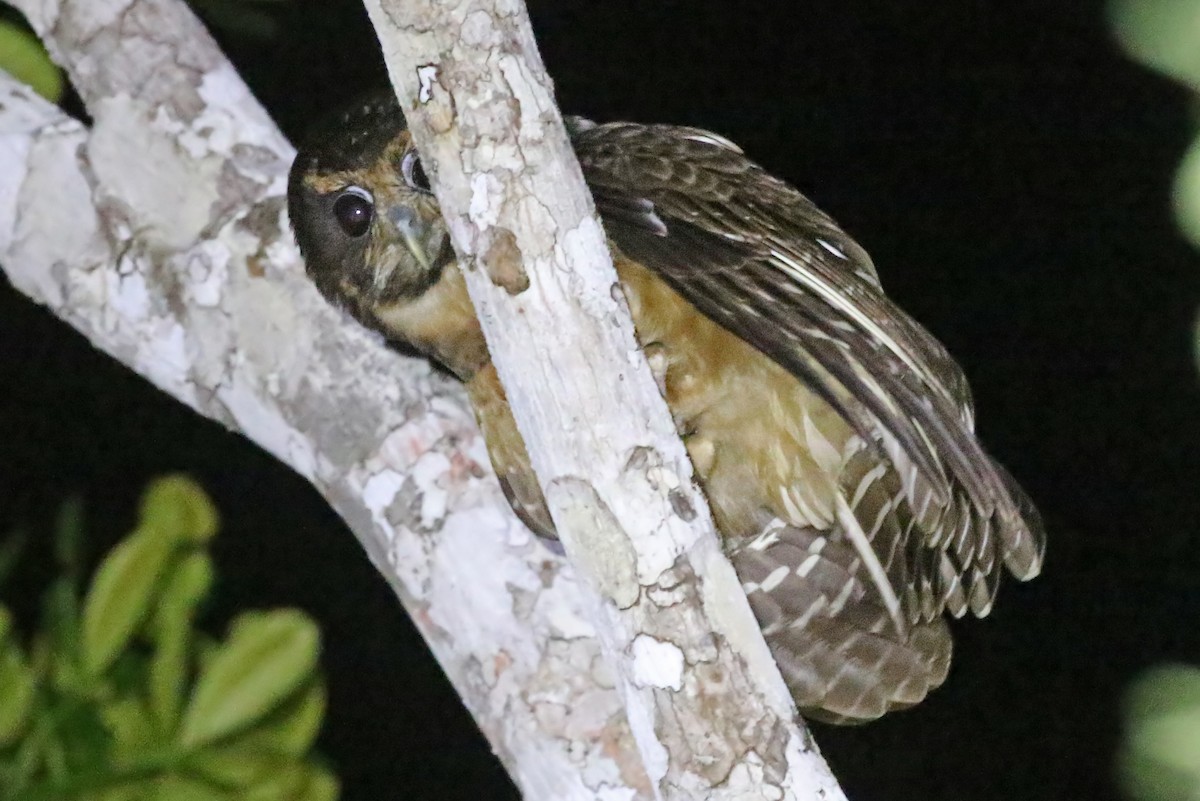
[288,92,1045,724]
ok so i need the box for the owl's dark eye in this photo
[402,151,431,193]
[333,188,373,237]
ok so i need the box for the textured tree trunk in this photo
[0,0,847,798]
[363,1,847,799]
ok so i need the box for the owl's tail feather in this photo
[732,522,953,724]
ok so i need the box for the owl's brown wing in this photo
[569,119,1044,591]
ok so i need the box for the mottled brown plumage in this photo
[287,92,1045,724]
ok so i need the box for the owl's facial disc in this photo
[288,120,454,314]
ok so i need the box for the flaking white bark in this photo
[0,1,652,796]
[364,1,847,798]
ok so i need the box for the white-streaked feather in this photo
[836,494,905,636]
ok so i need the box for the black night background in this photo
[3,1,1199,799]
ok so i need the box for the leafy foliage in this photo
[0,476,337,801]
[1109,0,1200,369]
[0,18,63,102]
[1121,665,1200,801]
[1112,0,1200,246]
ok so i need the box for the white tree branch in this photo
[0,0,652,796]
[363,1,846,798]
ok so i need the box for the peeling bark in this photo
[1,0,851,796]
[364,1,847,798]
[0,0,649,794]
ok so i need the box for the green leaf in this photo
[301,765,339,801]
[78,786,148,801]
[183,742,290,789]
[43,576,82,689]
[178,611,319,748]
[100,695,158,763]
[250,679,326,758]
[1109,0,1200,88]
[149,554,214,734]
[1173,134,1200,249]
[245,762,339,801]
[29,631,51,680]
[156,552,215,632]
[213,676,327,766]
[0,757,20,800]
[149,619,189,738]
[139,475,220,546]
[0,20,64,103]
[180,678,327,794]
[7,715,52,796]
[1121,664,1200,800]
[1126,664,1200,722]
[81,528,174,676]
[0,640,37,747]
[53,698,113,777]
[149,774,232,801]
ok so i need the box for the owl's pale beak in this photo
[387,205,436,271]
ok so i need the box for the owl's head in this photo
[287,93,453,320]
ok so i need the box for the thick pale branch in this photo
[0,0,658,795]
[364,0,847,798]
